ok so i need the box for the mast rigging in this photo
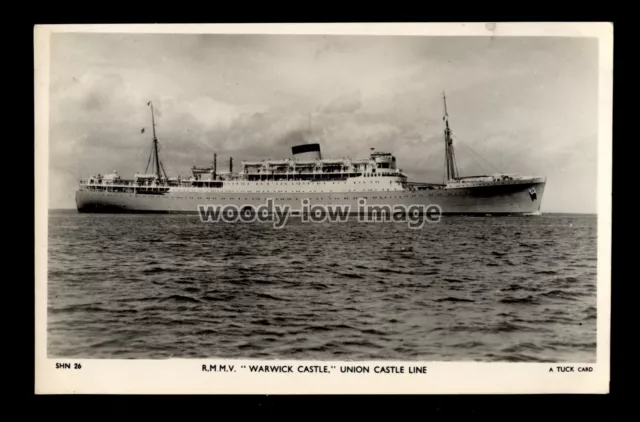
[442,91,459,182]
[144,101,168,180]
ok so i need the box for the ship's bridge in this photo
[370,151,397,170]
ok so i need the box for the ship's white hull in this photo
[76,181,546,215]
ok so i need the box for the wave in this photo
[342,339,383,349]
[160,294,201,304]
[489,321,532,334]
[499,353,552,362]
[255,293,288,301]
[452,341,485,348]
[444,278,466,283]
[436,297,475,303]
[143,266,178,274]
[333,272,365,279]
[225,278,252,286]
[361,328,387,335]
[500,342,545,353]
[541,290,587,300]
[500,284,526,292]
[201,294,234,302]
[378,268,411,275]
[327,324,358,330]
[499,296,540,305]
[49,304,138,315]
[547,341,596,349]
[422,269,441,275]
[305,325,332,332]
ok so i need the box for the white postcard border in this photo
[34,22,613,395]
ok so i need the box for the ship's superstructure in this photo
[76,94,546,215]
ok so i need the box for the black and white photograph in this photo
[34,23,612,394]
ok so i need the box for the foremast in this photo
[145,101,168,181]
[442,92,459,182]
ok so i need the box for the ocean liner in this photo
[75,94,546,215]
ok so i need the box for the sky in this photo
[48,33,599,213]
